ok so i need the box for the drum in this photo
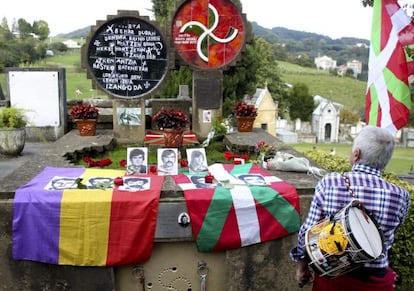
[305,202,384,278]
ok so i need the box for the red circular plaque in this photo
[172,0,245,69]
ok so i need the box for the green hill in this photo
[278,61,367,114]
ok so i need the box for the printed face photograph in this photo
[127,147,148,174]
[187,148,208,174]
[87,177,114,189]
[236,174,267,186]
[119,177,150,191]
[157,148,178,175]
[190,175,220,188]
[45,176,78,190]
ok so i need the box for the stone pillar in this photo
[192,70,223,138]
[112,99,146,144]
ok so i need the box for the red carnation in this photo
[205,173,214,183]
[180,159,188,167]
[150,165,158,174]
[114,177,124,186]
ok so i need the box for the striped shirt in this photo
[290,163,410,268]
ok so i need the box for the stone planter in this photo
[0,127,26,156]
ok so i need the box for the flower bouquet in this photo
[256,141,277,162]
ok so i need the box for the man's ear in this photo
[351,148,360,163]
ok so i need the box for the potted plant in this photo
[233,101,257,132]
[152,107,189,147]
[70,103,99,136]
[0,106,28,156]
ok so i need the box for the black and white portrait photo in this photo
[119,177,150,191]
[127,147,148,174]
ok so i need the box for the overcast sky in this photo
[0,0,381,40]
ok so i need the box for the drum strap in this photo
[341,173,369,221]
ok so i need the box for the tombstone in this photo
[6,68,67,141]
[83,10,171,144]
[177,85,190,100]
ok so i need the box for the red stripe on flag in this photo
[255,201,289,241]
[106,176,163,265]
[213,205,241,251]
[182,188,215,238]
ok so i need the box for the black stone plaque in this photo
[154,203,192,239]
[87,17,168,98]
[195,78,221,109]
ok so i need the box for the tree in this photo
[17,18,32,39]
[33,20,50,41]
[151,0,175,26]
[287,82,315,122]
[340,109,360,124]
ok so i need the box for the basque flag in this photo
[174,163,301,252]
[366,0,414,132]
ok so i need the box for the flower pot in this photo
[75,119,97,136]
[236,116,255,132]
[163,128,184,148]
[0,127,26,156]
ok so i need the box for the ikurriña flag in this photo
[366,0,414,132]
[173,163,301,252]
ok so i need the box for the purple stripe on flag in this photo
[12,167,85,264]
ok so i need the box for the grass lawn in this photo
[291,143,414,175]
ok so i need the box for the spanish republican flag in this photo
[12,167,163,266]
[174,163,301,252]
[366,0,414,132]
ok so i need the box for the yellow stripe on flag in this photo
[81,168,125,182]
[59,169,124,265]
[59,189,112,265]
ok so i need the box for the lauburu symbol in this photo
[179,3,238,62]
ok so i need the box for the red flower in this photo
[97,159,112,167]
[180,159,188,167]
[224,151,235,160]
[233,101,257,117]
[240,154,250,161]
[119,160,127,167]
[83,156,92,163]
[150,165,158,174]
[82,156,112,168]
[114,177,124,186]
[233,159,242,165]
[152,107,189,130]
[70,103,99,120]
[205,173,214,183]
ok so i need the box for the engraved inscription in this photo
[87,17,168,98]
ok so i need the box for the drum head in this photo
[348,207,383,259]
